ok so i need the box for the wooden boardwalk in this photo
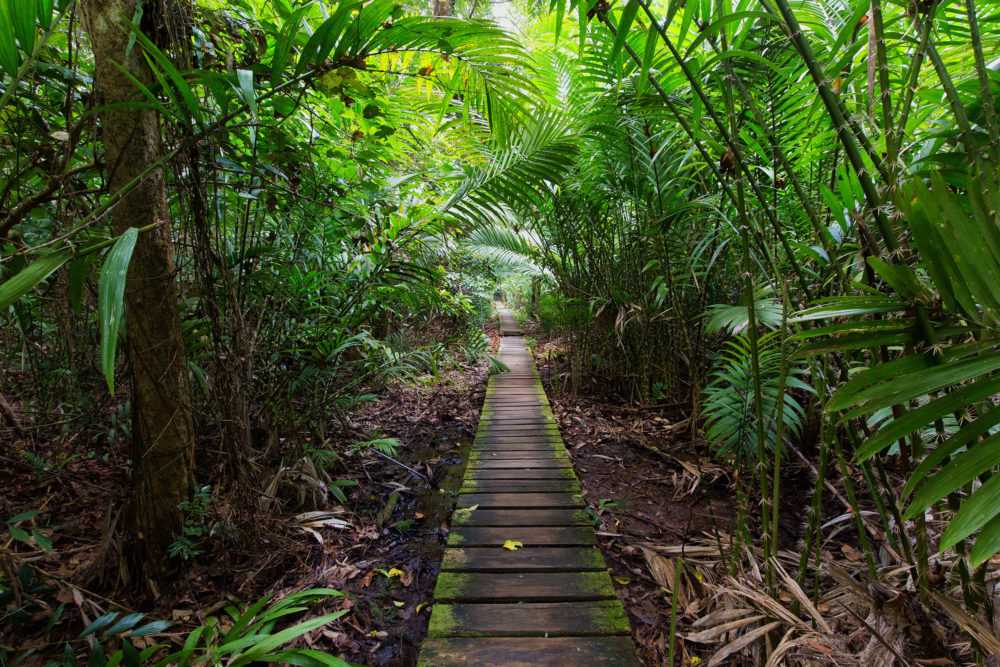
[419,307,639,666]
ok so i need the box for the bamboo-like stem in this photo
[870,0,893,142]
[963,0,1000,164]
[769,287,790,565]
[888,13,933,164]
[912,13,982,162]
[831,435,878,576]
[704,34,846,287]
[628,1,814,296]
[793,397,831,609]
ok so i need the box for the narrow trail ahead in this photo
[418,307,639,665]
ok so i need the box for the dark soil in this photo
[529,332,735,665]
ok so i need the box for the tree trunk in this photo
[82,0,196,576]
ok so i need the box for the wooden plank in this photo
[426,601,630,637]
[434,571,614,601]
[441,547,606,572]
[473,434,563,442]
[468,455,568,465]
[459,480,581,494]
[471,443,564,453]
[470,450,567,461]
[468,468,576,480]
[471,444,565,453]
[473,441,564,450]
[468,459,571,469]
[448,525,596,547]
[476,426,561,434]
[456,492,583,509]
[477,422,560,429]
[418,637,640,666]
[479,414,555,422]
[451,508,591,527]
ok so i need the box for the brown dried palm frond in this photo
[640,534,996,665]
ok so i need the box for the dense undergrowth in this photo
[3,0,1000,663]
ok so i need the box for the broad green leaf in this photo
[80,613,121,638]
[237,69,257,119]
[0,0,19,74]
[970,513,1000,567]
[67,253,93,315]
[904,407,1000,497]
[227,612,347,665]
[610,0,639,66]
[905,431,1000,519]
[0,247,73,312]
[257,649,350,666]
[940,472,1000,551]
[835,353,1000,420]
[99,228,138,395]
[855,375,1000,461]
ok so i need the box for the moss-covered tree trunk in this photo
[82,0,195,575]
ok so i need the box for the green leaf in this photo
[227,612,347,665]
[237,69,257,119]
[31,529,52,551]
[905,431,1000,520]
[0,0,19,75]
[970,513,1000,567]
[256,649,350,666]
[904,407,1000,497]
[67,253,94,315]
[610,0,639,65]
[128,620,171,637]
[854,375,1000,461]
[103,613,146,638]
[940,472,1000,552]
[80,612,121,638]
[98,228,138,395]
[9,525,30,543]
[639,22,657,92]
[11,0,36,54]
[0,247,73,312]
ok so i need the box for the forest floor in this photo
[4,316,906,666]
[0,323,491,665]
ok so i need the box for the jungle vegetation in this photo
[2,0,1000,662]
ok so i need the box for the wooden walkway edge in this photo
[418,307,640,666]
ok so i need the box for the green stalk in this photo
[963,0,1000,164]
[630,1,814,296]
[737,198,773,587]
[870,0,893,142]
[667,559,683,667]
[758,0,898,255]
[913,13,982,162]
[795,365,832,596]
[703,33,846,287]
[831,435,877,576]
[888,13,933,163]
[769,285,791,564]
